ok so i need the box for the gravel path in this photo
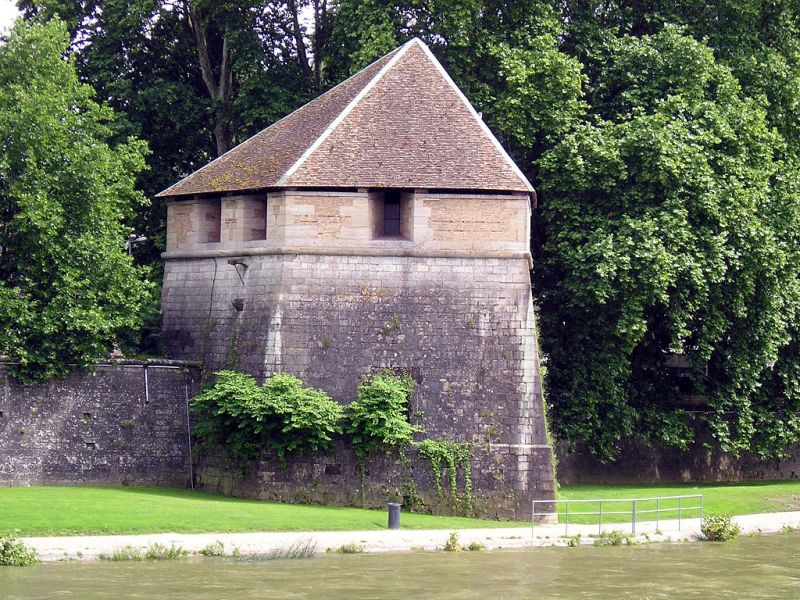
[22,511,800,561]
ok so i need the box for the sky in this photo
[0,0,19,32]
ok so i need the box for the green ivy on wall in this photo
[416,439,474,513]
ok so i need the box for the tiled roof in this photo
[157,39,532,198]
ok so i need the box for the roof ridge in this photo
[156,43,409,197]
[412,40,533,192]
[277,39,417,186]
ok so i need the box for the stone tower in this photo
[158,38,554,518]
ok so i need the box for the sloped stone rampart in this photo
[162,252,555,518]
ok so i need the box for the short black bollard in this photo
[388,503,402,530]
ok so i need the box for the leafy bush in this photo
[145,543,188,560]
[336,543,364,554]
[0,535,39,566]
[243,540,317,561]
[99,543,187,561]
[443,531,461,552]
[346,371,418,459]
[199,540,226,557]
[465,541,486,552]
[98,545,143,561]
[592,530,633,546]
[701,515,741,542]
[192,371,343,464]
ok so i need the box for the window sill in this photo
[372,235,411,242]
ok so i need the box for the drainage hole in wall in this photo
[85,442,97,450]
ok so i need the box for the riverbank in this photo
[21,510,800,562]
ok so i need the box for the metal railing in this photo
[532,495,703,536]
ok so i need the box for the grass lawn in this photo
[2,480,799,536]
[0,486,527,536]
[556,480,800,524]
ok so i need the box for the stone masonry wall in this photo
[164,190,531,256]
[557,418,800,485]
[196,441,553,519]
[0,361,198,487]
[162,253,555,519]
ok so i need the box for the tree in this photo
[18,0,323,268]
[537,26,800,460]
[0,19,153,380]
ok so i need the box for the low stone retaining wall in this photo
[0,360,199,487]
[556,418,800,484]
[194,441,554,520]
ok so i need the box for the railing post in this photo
[565,501,569,536]
[598,500,603,535]
[532,500,536,540]
[700,496,704,524]
[678,496,682,531]
[632,500,637,535]
[656,498,660,532]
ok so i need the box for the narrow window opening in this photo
[373,190,412,240]
[246,197,267,241]
[383,190,401,236]
[202,199,222,243]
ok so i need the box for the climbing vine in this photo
[416,439,474,513]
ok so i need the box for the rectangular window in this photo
[383,190,401,236]
[372,190,412,240]
[245,196,267,241]
[203,199,221,243]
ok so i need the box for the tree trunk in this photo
[311,0,328,91]
[187,0,235,155]
[287,0,314,89]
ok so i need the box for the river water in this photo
[2,533,799,599]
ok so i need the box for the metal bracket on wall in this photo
[227,257,249,285]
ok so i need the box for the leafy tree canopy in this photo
[0,19,153,380]
[538,25,800,460]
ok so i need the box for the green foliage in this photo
[593,530,634,547]
[0,534,39,566]
[21,0,317,270]
[416,439,474,513]
[442,531,461,552]
[144,543,188,560]
[99,542,187,561]
[336,543,364,554]
[199,540,226,557]
[98,545,144,561]
[346,371,418,459]
[0,19,153,380]
[538,25,800,460]
[465,541,486,551]
[191,370,343,465]
[248,540,317,561]
[563,534,581,547]
[701,515,741,542]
